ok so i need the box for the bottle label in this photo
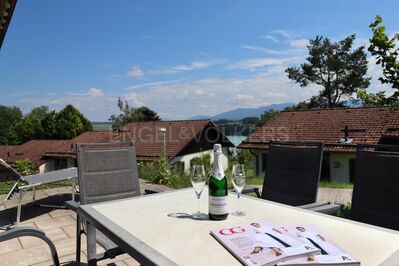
[209,196,228,215]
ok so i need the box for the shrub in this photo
[14,159,37,176]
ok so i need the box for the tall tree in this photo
[357,15,399,107]
[5,116,44,144]
[109,98,160,129]
[27,106,51,120]
[286,35,371,108]
[53,105,93,139]
[0,105,23,144]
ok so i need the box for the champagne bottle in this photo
[209,144,228,220]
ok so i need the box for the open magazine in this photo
[278,225,359,265]
[210,220,320,266]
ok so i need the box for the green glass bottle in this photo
[208,144,228,220]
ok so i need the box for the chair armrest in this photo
[309,203,341,215]
[0,226,45,242]
[65,200,80,212]
[241,187,261,198]
[0,227,60,266]
[298,201,342,215]
[298,201,329,209]
[144,188,162,194]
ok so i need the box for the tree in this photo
[241,117,259,125]
[357,15,399,107]
[0,105,23,144]
[255,109,278,127]
[27,106,51,120]
[41,111,58,139]
[5,106,52,144]
[286,35,371,108]
[109,98,160,129]
[53,105,93,139]
[5,116,44,144]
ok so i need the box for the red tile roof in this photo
[0,145,17,160]
[4,140,69,166]
[44,120,233,161]
[239,107,399,153]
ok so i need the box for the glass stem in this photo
[197,194,201,214]
[237,192,241,211]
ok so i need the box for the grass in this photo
[319,181,353,189]
[245,176,264,185]
[0,180,75,195]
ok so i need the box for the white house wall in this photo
[248,149,356,184]
[38,158,75,173]
[249,149,267,177]
[329,153,356,183]
[170,147,229,172]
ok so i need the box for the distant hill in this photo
[191,103,295,121]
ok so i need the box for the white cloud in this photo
[241,45,289,55]
[260,35,281,43]
[18,88,118,121]
[149,59,224,75]
[123,80,182,90]
[288,39,308,49]
[366,56,394,95]
[68,88,104,97]
[229,57,302,71]
[127,65,145,77]
[125,92,144,106]
[106,74,120,82]
[271,30,291,38]
[87,88,103,97]
[228,94,255,101]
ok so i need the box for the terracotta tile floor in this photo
[0,180,171,266]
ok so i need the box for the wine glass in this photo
[231,164,246,216]
[191,165,207,220]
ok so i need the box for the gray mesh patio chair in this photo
[66,142,142,264]
[243,141,340,214]
[0,226,60,266]
[351,144,399,230]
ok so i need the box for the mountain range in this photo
[190,102,295,120]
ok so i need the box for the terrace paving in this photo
[0,180,171,266]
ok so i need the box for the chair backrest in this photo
[261,141,323,206]
[351,144,399,230]
[77,142,140,205]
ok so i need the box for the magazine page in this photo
[278,225,359,265]
[210,220,319,266]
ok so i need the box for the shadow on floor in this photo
[1,193,78,226]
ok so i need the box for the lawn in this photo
[0,180,74,195]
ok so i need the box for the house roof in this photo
[44,120,234,161]
[0,0,17,48]
[5,140,69,166]
[0,145,17,160]
[239,107,399,153]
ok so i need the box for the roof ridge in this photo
[125,119,210,123]
[280,106,396,113]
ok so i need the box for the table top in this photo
[80,188,399,266]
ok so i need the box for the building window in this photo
[54,159,67,170]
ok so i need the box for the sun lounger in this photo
[0,158,78,225]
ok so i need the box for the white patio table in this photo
[79,188,399,266]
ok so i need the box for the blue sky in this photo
[0,0,398,121]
